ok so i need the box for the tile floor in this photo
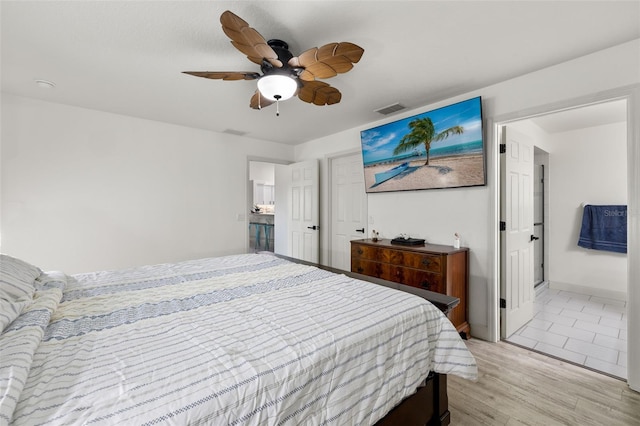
[506,283,628,379]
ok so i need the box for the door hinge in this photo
[500,298,506,309]
[500,143,506,154]
[500,221,506,231]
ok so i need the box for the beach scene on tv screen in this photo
[360,97,485,192]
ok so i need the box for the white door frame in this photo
[491,85,639,390]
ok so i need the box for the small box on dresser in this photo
[351,238,470,338]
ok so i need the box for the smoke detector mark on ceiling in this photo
[35,79,55,89]
[223,129,248,136]
[374,103,406,115]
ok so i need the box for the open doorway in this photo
[533,149,548,289]
[248,161,276,253]
[500,98,629,379]
[247,158,320,262]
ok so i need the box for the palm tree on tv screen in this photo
[393,117,464,165]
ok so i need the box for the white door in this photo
[274,160,319,263]
[330,154,368,270]
[500,125,535,338]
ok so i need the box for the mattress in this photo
[1,253,477,425]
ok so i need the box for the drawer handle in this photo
[422,258,431,266]
[421,281,431,290]
[357,248,363,255]
[357,267,363,273]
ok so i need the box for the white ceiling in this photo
[2,1,638,145]
[528,99,628,134]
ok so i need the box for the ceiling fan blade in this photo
[250,90,275,109]
[297,80,342,106]
[289,42,364,81]
[183,71,260,81]
[229,42,266,66]
[298,57,352,81]
[220,10,283,68]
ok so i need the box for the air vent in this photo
[374,103,406,115]
[223,129,248,136]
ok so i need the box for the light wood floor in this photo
[448,339,640,425]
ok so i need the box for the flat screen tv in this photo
[360,96,485,193]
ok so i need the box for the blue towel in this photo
[577,205,627,253]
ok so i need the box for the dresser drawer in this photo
[388,250,442,273]
[388,266,444,293]
[351,258,390,279]
[351,243,387,262]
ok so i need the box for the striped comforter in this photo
[1,253,476,425]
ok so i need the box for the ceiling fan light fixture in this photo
[257,74,297,101]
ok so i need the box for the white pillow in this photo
[0,253,42,301]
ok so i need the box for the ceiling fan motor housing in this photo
[261,39,302,80]
[267,39,293,62]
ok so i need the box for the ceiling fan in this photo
[183,10,364,115]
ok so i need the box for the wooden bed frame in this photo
[275,255,459,426]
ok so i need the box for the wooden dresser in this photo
[351,239,470,338]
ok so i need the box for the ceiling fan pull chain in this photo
[275,95,281,117]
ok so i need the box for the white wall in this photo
[1,94,294,273]
[249,161,275,184]
[293,39,640,391]
[548,122,628,297]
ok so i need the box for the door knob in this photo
[355,228,365,233]
[307,225,319,230]
[530,234,540,242]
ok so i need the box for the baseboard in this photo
[535,281,549,296]
[548,281,627,301]
[468,323,489,341]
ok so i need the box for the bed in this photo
[0,252,477,425]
